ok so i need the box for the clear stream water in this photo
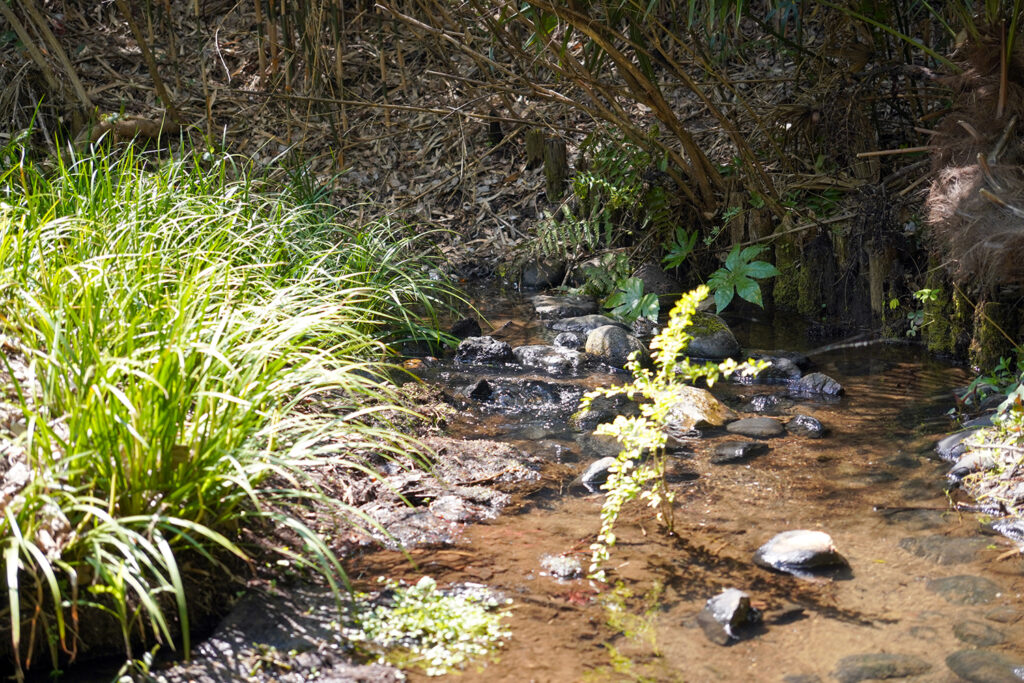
[349,291,1024,682]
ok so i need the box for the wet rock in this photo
[472,378,586,419]
[571,456,619,493]
[831,653,931,682]
[753,530,848,577]
[753,349,811,370]
[782,676,822,683]
[521,257,565,290]
[696,588,760,645]
[991,517,1024,543]
[926,575,1001,605]
[745,356,803,383]
[532,294,598,319]
[984,606,1020,623]
[953,619,1007,646]
[879,508,947,531]
[585,325,647,369]
[549,314,627,335]
[935,428,982,462]
[450,317,482,340]
[422,437,542,487]
[465,378,493,400]
[631,317,659,338]
[740,393,795,415]
[513,344,585,376]
[948,450,998,482]
[553,331,584,350]
[789,372,844,397]
[664,385,738,432]
[945,649,1024,683]
[726,417,785,438]
[162,586,405,683]
[898,535,989,565]
[455,336,514,364]
[634,260,681,298]
[540,554,583,580]
[569,394,639,432]
[683,313,740,359]
[786,414,827,438]
[711,440,770,464]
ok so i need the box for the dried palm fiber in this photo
[926,25,1024,285]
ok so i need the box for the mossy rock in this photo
[683,313,740,359]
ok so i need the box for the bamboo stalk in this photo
[0,2,62,97]
[856,146,933,158]
[253,0,267,84]
[16,0,93,111]
[114,0,182,123]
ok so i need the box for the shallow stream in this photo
[351,292,1024,682]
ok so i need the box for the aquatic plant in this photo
[348,576,511,676]
[0,140,457,677]
[577,286,764,581]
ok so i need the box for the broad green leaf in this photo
[739,244,768,263]
[714,285,734,312]
[742,261,780,279]
[735,277,763,307]
[724,244,742,271]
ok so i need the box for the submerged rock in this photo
[952,619,1007,646]
[513,344,585,376]
[585,325,647,368]
[549,314,627,334]
[831,653,931,683]
[683,313,740,359]
[711,441,770,464]
[744,355,803,383]
[926,575,1001,605]
[532,294,597,319]
[753,530,848,577]
[696,588,760,645]
[945,649,1024,683]
[789,372,844,397]
[898,535,989,565]
[455,336,514,364]
[726,417,784,438]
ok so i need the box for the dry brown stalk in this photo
[16,0,93,112]
[114,0,183,123]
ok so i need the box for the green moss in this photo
[684,312,729,336]
[971,301,1014,370]
[923,267,953,355]
[771,238,800,311]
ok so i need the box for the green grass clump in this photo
[0,141,460,677]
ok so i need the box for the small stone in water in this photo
[786,414,827,438]
[553,332,584,350]
[455,336,514,364]
[711,441,769,464]
[831,653,931,682]
[572,457,618,494]
[952,619,1007,646]
[753,530,848,577]
[945,649,1024,683]
[539,554,583,580]
[696,588,760,645]
[926,575,1001,605]
[789,372,844,397]
[726,417,785,438]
